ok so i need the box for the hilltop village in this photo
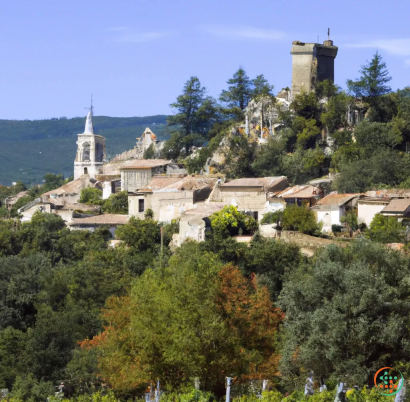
[2,35,410,402]
[4,37,409,252]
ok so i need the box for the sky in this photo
[1,0,410,120]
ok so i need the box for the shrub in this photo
[282,204,322,235]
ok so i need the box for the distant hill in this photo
[0,115,170,186]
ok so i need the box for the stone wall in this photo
[211,187,267,212]
[121,168,152,192]
[278,231,348,249]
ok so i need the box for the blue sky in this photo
[1,0,409,120]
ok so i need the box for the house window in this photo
[84,167,88,174]
[138,199,145,213]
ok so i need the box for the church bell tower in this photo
[74,101,106,180]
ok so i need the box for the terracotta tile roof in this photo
[142,176,217,192]
[161,177,217,191]
[120,159,171,169]
[183,202,227,216]
[316,192,359,206]
[365,189,410,198]
[220,176,287,190]
[55,203,100,211]
[277,185,319,199]
[143,177,182,190]
[381,199,410,213]
[42,177,91,197]
[358,197,391,203]
[69,214,129,226]
[5,191,29,205]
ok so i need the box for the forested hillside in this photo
[0,115,170,185]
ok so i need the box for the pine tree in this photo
[168,76,206,136]
[252,74,274,98]
[347,52,391,99]
[219,67,252,110]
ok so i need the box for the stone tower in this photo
[74,111,106,180]
[291,39,338,96]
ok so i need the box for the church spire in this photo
[83,96,94,134]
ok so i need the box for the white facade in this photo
[316,209,343,233]
[74,112,106,180]
[358,201,389,227]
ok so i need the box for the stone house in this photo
[18,176,99,222]
[19,201,100,223]
[4,191,29,209]
[128,176,217,222]
[171,202,226,248]
[357,197,391,227]
[68,214,129,237]
[120,160,187,193]
[210,176,289,221]
[276,185,323,208]
[311,192,361,233]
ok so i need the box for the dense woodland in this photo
[2,53,410,402]
[1,208,410,402]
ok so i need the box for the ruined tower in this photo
[74,108,106,180]
[290,38,338,96]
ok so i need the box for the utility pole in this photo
[226,377,232,402]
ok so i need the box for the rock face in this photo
[111,127,164,162]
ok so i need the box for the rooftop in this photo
[183,202,227,217]
[42,177,93,197]
[120,159,171,169]
[277,185,320,199]
[381,199,410,213]
[142,176,217,192]
[220,176,287,190]
[365,189,410,198]
[69,214,129,226]
[315,192,358,206]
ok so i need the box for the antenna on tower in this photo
[328,28,330,40]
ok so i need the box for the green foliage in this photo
[354,121,402,149]
[84,244,281,395]
[220,68,253,110]
[10,375,54,402]
[224,135,257,178]
[144,208,154,219]
[241,237,302,300]
[367,213,405,243]
[279,241,410,386]
[116,217,161,251]
[143,143,155,159]
[340,210,358,233]
[79,188,103,205]
[252,74,274,98]
[347,52,392,99]
[160,385,216,402]
[260,210,283,225]
[334,148,410,193]
[210,206,258,238]
[281,147,327,186]
[168,77,217,138]
[282,204,321,235]
[101,191,128,214]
